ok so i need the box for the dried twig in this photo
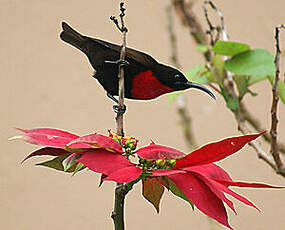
[110,3,128,137]
[270,25,285,175]
[110,3,129,230]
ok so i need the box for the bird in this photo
[60,22,215,103]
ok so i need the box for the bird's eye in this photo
[174,74,181,79]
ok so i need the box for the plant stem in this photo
[110,3,128,230]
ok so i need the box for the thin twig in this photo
[110,3,128,230]
[270,25,285,175]
[203,0,233,82]
[204,1,228,41]
[171,0,211,61]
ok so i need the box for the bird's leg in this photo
[107,92,127,115]
[107,92,119,103]
[104,59,129,67]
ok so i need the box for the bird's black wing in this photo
[91,38,158,68]
[60,22,158,68]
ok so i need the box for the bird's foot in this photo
[113,104,127,115]
[104,59,129,67]
[107,93,127,115]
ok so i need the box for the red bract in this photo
[77,149,140,179]
[13,128,125,175]
[13,128,282,229]
[173,131,266,169]
[14,128,79,148]
[141,132,281,229]
[67,133,123,153]
[136,142,185,160]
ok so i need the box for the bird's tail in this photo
[60,22,86,52]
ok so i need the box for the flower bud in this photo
[156,159,166,168]
[129,143,136,150]
[126,147,131,153]
[166,160,176,167]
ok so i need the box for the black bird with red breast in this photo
[60,22,215,101]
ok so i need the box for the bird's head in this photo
[157,64,215,99]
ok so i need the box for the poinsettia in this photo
[12,128,282,229]
[136,132,280,229]
[12,128,126,173]
[101,132,280,229]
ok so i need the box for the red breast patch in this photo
[131,70,173,100]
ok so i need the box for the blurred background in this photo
[1,0,285,229]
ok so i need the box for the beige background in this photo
[1,0,285,229]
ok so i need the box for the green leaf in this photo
[36,156,66,171]
[225,49,275,77]
[196,44,209,53]
[212,41,250,56]
[220,86,239,111]
[142,178,164,213]
[278,80,285,104]
[185,64,209,84]
[209,56,225,84]
[167,91,181,105]
[72,162,86,176]
[36,156,82,173]
[62,153,80,171]
[248,75,267,85]
[227,97,239,111]
[233,75,249,97]
[168,178,194,210]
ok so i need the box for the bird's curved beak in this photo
[186,82,216,100]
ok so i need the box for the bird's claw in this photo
[113,104,127,115]
[104,59,129,67]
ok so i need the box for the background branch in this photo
[171,0,211,61]
[166,5,196,149]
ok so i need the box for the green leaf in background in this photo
[225,49,275,77]
[167,91,181,105]
[185,64,209,84]
[278,80,285,104]
[212,41,250,57]
[220,86,239,111]
[248,75,267,86]
[168,178,194,210]
[196,44,209,53]
[209,56,225,84]
[233,75,258,98]
[233,75,249,97]
[226,97,239,111]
